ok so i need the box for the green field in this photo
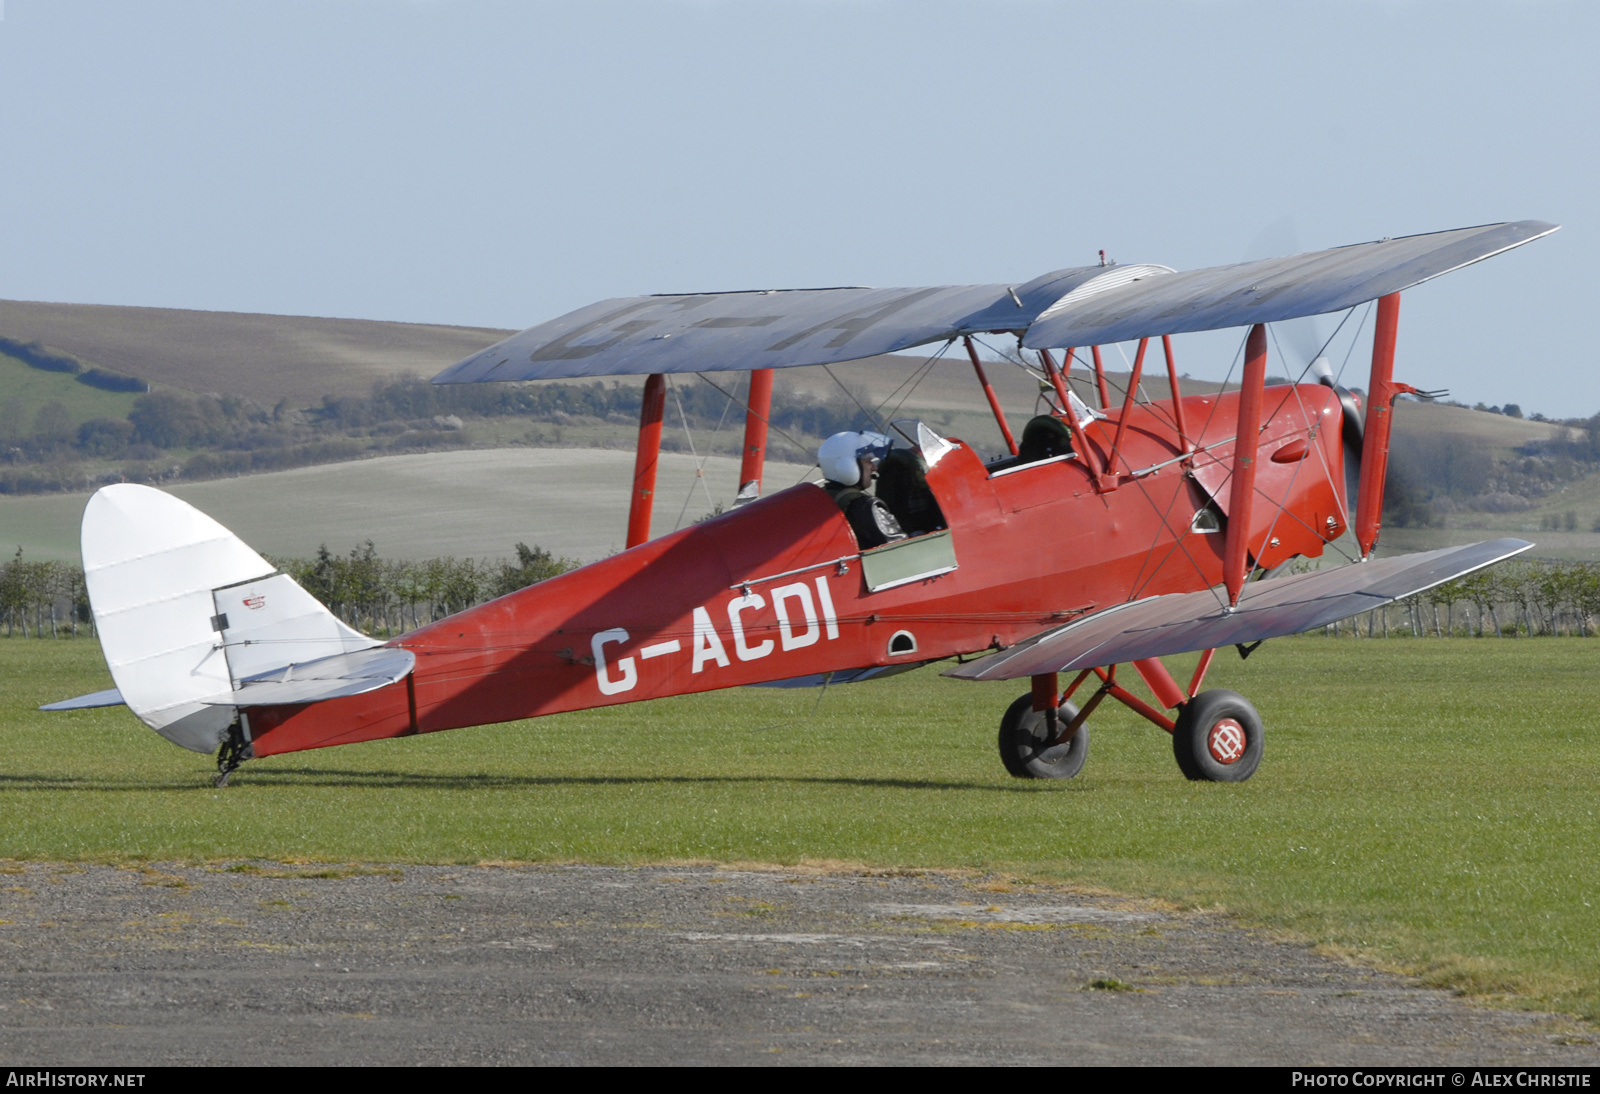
[3,636,1598,1021]
[0,350,145,429]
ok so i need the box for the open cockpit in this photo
[983,414,1078,478]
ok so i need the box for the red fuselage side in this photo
[246,385,1346,756]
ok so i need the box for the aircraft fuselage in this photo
[244,384,1347,756]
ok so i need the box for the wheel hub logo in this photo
[1208,719,1246,764]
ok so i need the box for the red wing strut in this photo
[944,539,1532,682]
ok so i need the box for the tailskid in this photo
[214,719,254,787]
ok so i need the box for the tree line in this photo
[1310,559,1600,639]
[8,546,1600,643]
[273,541,576,636]
[0,369,877,497]
[0,337,148,392]
[1386,408,1600,528]
[0,541,576,640]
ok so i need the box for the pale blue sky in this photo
[0,1,1593,412]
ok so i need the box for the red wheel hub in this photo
[1207,718,1247,764]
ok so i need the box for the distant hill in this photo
[5,296,1597,559]
[0,297,1561,425]
[0,449,811,563]
[0,299,513,405]
[0,296,1203,413]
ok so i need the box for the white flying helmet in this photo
[819,431,892,486]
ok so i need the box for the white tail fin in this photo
[82,484,380,753]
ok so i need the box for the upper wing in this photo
[432,221,1556,384]
[1022,221,1557,349]
[945,538,1532,681]
[431,266,1109,383]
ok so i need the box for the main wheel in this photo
[998,693,1089,780]
[1172,689,1263,782]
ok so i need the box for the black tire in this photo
[1172,689,1263,782]
[998,693,1089,780]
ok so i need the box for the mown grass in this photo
[3,636,1598,1019]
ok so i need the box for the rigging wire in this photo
[693,371,812,456]
[1140,306,1369,602]
[667,375,719,533]
[965,334,1051,454]
[1334,302,1374,389]
[875,340,953,425]
[1119,328,1246,609]
[709,373,739,435]
[690,370,823,486]
[822,363,889,434]
[1058,349,1108,407]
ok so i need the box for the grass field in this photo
[3,636,1598,1021]
[0,350,144,429]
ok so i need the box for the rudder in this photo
[81,484,379,752]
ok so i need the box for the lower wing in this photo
[946,538,1532,681]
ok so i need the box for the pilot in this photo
[819,431,907,549]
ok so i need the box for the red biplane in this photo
[46,221,1557,786]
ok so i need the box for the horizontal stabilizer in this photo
[207,647,416,707]
[946,538,1533,681]
[39,688,125,712]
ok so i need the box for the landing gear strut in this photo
[990,659,1264,783]
[215,719,254,788]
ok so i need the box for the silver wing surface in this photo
[945,539,1533,682]
[432,266,1108,383]
[1021,221,1557,350]
[432,221,1555,384]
